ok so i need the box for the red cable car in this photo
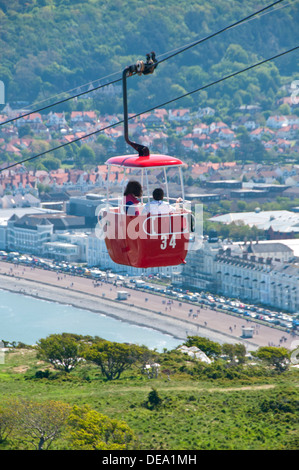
[100,54,191,269]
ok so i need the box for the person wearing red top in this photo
[123,180,142,215]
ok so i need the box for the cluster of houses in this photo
[0,88,298,163]
[2,157,299,213]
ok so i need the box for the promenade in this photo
[0,260,297,351]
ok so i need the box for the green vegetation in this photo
[0,334,298,450]
[1,0,298,116]
[1,1,298,170]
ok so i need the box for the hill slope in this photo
[0,0,298,114]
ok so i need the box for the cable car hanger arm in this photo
[123,52,158,157]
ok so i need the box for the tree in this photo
[36,333,82,373]
[252,346,290,373]
[222,343,235,362]
[144,388,163,410]
[67,405,136,450]
[40,156,61,170]
[18,124,33,138]
[222,343,246,364]
[12,399,70,450]
[77,144,96,166]
[83,340,148,380]
[68,405,136,450]
[234,343,246,364]
[184,336,222,359]
[235,128,267,162]
[0,403,14,443]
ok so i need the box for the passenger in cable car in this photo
[143,188,183,214]
[123,180,142,215]
[143,188,172,214]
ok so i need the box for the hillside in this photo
[0,338,298,450]
[1,0,299,117]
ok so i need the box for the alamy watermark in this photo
[291,80,299,105]
[290,340,299,365]
[0,81,5,105]
[0,341,5,364]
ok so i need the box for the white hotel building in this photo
[177,239,299,313]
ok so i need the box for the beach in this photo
[0,260,297,351]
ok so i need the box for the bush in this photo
[143,388,163,410]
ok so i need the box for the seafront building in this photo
[174,238,299,313]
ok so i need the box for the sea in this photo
[0,289,181,352]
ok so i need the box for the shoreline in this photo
[0,272,261,349]
[0,274,187,341]
[1,259,297,351]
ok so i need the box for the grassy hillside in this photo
[0,340,298,450]
[1,0,298,115]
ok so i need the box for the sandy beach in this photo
[0,260,297,351]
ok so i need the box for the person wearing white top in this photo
[143,188,181,214]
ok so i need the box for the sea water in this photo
[0,289,181,352]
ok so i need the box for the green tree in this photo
[144,388,163,410]
[83,340,148,380]
[252,346,290,373]
[222,343,235,362]
[40,156,61,170]
[234,343,246,364]
[224,44,249,64]
[237,200,247,211]
[12,399,70,450]
[18,124,33,138]
[36,333,82,373]
[184,336,222,359]
[222,343,246,364]
[67,405,136,450]
[235,128,267,162]
[0,403,14,444]
[77,144,96,166]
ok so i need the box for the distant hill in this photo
[0,0,298,116]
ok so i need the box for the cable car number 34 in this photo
[160,234,176,250]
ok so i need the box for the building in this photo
[0,207,57,250]
[6,214,53,255]
[43,241,81,262]
[66,194,106,228]
[3,210,86,255]
[270,263,298,313]
[174,238,219,291]
[205,180,242,189]
[176,239,299,312]
[209,210,299,238]
[44,232,89,262]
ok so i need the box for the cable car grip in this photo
[123,53,158,157]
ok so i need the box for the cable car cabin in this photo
[101,153,191,269]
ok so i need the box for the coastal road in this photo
[0,260,297,350]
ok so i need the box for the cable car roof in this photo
[106,154,184,168]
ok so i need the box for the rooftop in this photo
[210,210,299,233]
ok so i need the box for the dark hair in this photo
[153,188,164,201]
[124,180,142,197]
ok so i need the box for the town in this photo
[0,88,299,316]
